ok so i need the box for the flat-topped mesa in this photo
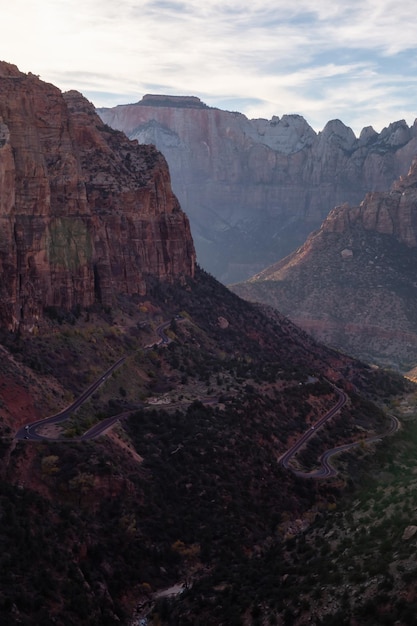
[0,63,195,332]
[138,94,209,108]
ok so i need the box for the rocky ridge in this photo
[98,96,417,283]
[232,159,417,371]
[0,63,195,332]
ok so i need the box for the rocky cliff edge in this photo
[0,63,195,331]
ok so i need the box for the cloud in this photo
[1,0,417,133]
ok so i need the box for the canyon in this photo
[0,63,417,626]
[233,158,417,371]
[99,94,417,283]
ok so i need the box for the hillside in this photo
[0,268,413,625]
[233,158,417,373]
[162,384,417,626]
[99,95,417,283]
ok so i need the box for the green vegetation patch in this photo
[47,217,92,269]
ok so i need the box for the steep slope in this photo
[0,268,410,626]
[98,95,417,283]
[233,159,417,371]
[0,66,415,626]
[0,63,195,333]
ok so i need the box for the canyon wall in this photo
[232,159,417,371]
[0,64,195,332]
[99,95,417,283]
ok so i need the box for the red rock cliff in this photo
[0,63,195,331]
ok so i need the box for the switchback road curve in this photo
[15,356,127,442]
[14,319,177,442]
[296,414,400,479]
[278,385,347,472]
[279,384,400,479]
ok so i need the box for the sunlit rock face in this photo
[0,64,195,331]
[232,158,417,371]
[98,95,417,283]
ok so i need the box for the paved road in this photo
[279,385,347,471]
[298,413,400,479]
[145,318,177,348]
[80,409,141,440]
[279,383,400,479]
[16,316,398,469]
[14,317,181,442]
[15,356,127,441]
[14,315,185,442]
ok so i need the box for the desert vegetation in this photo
[0,269,413,624]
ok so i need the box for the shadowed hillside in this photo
[0,268,412,625]
[233,159,417,373]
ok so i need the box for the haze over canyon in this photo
[99,94,417,284]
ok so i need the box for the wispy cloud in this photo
[1,0,417,133]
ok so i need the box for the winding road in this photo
[14,319,175,442]
[15,356,128,441]
[15,318,400,475]
[279,385,347,472]
[279,384,400,479]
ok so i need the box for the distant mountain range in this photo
[98,95,417,283]
[98,95,417,371]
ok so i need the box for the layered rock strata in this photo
[99,96,417,283]
[0,63,195,331]
[232,160,417,371]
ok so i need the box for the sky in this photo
[2,0,417,135]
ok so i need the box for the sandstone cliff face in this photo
[0,64,195,332]
[98,95,417,283]
[322,161,417,247]
[232,159,417,371]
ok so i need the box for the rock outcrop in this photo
[0,63,195,332]
[232,159,417,371]
[98,96,417,283]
